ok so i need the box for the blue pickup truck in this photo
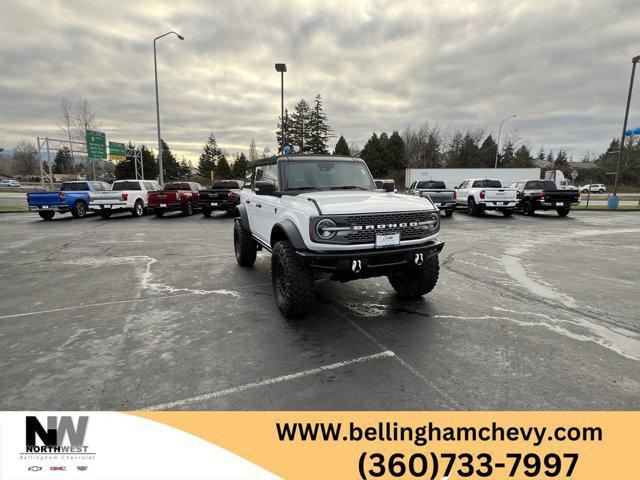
[27,181,112,220]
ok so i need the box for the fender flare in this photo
[236,203,250,230]
[272,219,306,250]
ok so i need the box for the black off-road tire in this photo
[388,254,440,298]
[38,211,55,221]
[131,200,144,217]
[155,209,165,217]
[71,201,87,219]
[502,208,514,217]
[234,218,257,266]
[557,207,570,217]
[598,189,604,193]
[202,207,212,217]
[182,201,193,216]
[468,197,481,216]
[445,209,454,217]
[98,210,112,219]
[271,240,316,317]
[523,200,535,216]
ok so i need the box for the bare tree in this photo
[0,152,11,175]
[59,98,76,174]
[72,98,99,142]
[248,137,258,163]
[13,140,40,175]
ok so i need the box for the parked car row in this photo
[26,179,243,220]
[407,178,581,217]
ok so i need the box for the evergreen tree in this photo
[513,145,534,167]
[216,154,232,179]
[546,151,554,164]
[423,131,442,168]
[289,99,311,152]
[276,109,291,152]
[360,133,386,176]
[445,132,465,167]
[386,131,406,170]
[53,146,73,174]
[478,135,498,168]
[499,140,516,167]
[334,135,350,156]
[197,133,223,178]
[115,143,158,180]
[141,145,158,179]
[159,139,187,181]
[536,147,546,164]
[457,133,480,167]
[307,94,333,153]
[554,149,569,168]
[232,152,249,179]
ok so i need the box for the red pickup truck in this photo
[148,182,205,217]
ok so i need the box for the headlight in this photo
[419,212,440,231]
[316,218,338,239]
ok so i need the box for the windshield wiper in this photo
[287,186,319,191]
[329,185,369,190]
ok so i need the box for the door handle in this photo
[256,203,262,208]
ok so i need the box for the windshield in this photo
[164,183,190,191]
[283,160,374,191]
[416,181,446,189]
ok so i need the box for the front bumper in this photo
[296,240,444,279]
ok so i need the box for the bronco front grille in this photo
[339,211,435,244]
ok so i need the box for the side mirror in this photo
[382,182,395,193]
[255,181,277,196]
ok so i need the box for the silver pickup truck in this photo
[406,180,456,217]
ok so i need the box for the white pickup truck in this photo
[233,154,443,317]
[89,179,162,219]
[455,178,518,216]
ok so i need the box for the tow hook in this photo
[414,253,424,265]
[351,259,362,273]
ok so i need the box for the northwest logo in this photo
[25,416,90,454]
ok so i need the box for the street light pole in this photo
[275,63,287,153]
[154,31,184,185]
[613,55,640,196]
[495,114,517,168]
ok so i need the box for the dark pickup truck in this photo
[407,180,456,217]
[510,179,580,217]
[198,180,243,217]
[148,181,204,217]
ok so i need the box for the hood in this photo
[298,191,436,215]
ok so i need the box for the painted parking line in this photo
[142,350,396,411]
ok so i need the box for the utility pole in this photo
[154,31,184,185]
[613,54,640,196]
[275,63,287,152]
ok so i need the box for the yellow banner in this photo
[133,411,639,480]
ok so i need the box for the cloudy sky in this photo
[1,0,639,163]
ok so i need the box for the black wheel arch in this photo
[270,219,306,250]
[236,204,250,230]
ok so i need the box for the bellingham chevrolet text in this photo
[233,154,443,317]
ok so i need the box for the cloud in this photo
[1,0,639,162]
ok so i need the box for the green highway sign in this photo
[86,130,107,159]
[109,141,126,161]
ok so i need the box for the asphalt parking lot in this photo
[0,209,639,410]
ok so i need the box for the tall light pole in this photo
[613,54,640,197]
[275,63,287,153]
[154,31,184,185]
[495,114,517,168]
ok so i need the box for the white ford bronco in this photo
[234,155,444,317]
